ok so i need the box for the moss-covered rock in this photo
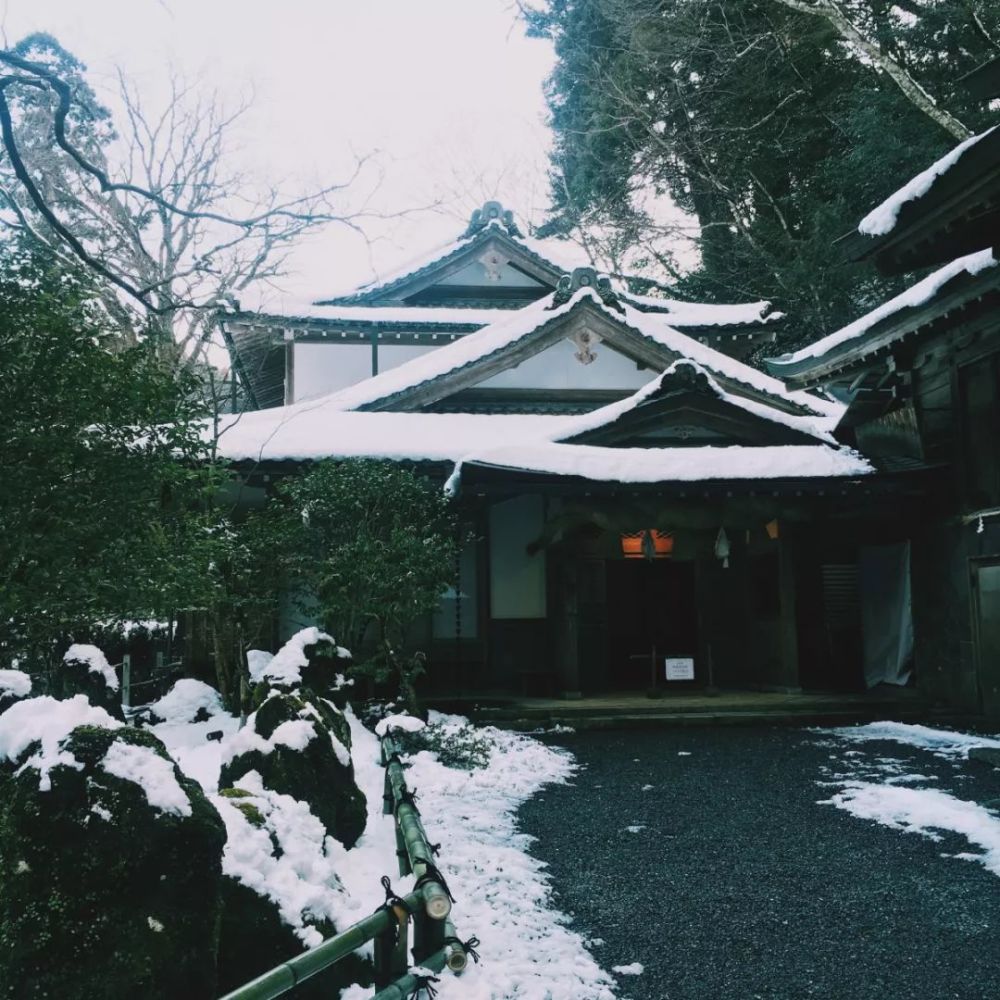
[252,628,355,708]
[219,692,366,849]
[216,867,371,998]
[53,644,125,721]
[0,725,226,999]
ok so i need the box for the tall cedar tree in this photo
[0,240,216,670]
[524,0,1000,352]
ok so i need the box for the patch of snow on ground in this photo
[0,695,122,790]
[101,740,192,816]
[612,963,644,976]
[374,713,426,737]
[63,643,119,691]
[827,721,1000,760]
[150,678,225,723]
[343,709,616,1000]
[0,669,31,698]
[819,782,1000,878]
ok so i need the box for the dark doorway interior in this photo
[605,559,698,689]
[974,561,1000,716]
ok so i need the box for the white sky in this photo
[1,0,557,306]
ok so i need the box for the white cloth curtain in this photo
[859,541,914,688]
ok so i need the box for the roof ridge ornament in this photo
[463,200,523,238]
[551,267,622,312]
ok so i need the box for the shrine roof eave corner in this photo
[836,126,1000,276]
[766,250,1000,390]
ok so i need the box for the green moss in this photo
[233,802,265,827]
[0,726,225,999]
[218,787,253,800]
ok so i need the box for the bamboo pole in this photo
[442,918,469,974]
[217,891,423,1000]
[381,736,452,921]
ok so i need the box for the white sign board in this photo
[664,657,695,682]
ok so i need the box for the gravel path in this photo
[518,726,1000,1000]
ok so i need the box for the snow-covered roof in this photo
[449,442,873,487]
[299,288,836,417]
[617,290,781,328]
[551,360,838,444]
[858,127,998,238]
[215,408,570,464]
[774,249,998,368]
[319,217,590,304]
[246,302,507,327]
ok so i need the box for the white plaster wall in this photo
[480,338,652,391]
[489,495,546,619]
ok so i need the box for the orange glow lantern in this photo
[620,529,674,559]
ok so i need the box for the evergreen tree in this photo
[524,0,1000,351]
[0,240,216,670]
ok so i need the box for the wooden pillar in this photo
[554,553,582,698]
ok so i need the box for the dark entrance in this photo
[974,561,1000,716]
[605,559,698,689]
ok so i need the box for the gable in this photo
[562,388,818,447]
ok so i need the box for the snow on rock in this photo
[63,643,119,692]
[219,692,367,849]
[0,670,32,714]
[256,627,335,688]
[827,721,1000,761]
[779,249,998,365]
[246,649,275,681]
[820,781,1000,878]
[0,695,122,791]
[101,739,193,817]
[374,714,426,737]
[212,770,356,948]
[344,710,616,1000]
[858,127,997,236]
[0,670,31,700]
[149,678,225,724]
[146,690,240,795]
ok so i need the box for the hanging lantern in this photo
[714,527,731,568]
[621,529,674,559]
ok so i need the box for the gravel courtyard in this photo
[518,725,1000,1000]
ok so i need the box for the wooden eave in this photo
[769,263,1000,391]
[837,128,1000,276]
[455,461,929,504]
[357,298,814,417]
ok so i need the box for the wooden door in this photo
[974,561,1000,717]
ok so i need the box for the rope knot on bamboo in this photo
[444,934,481,964]
[412,858,455,903]
[408,973,440,999]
